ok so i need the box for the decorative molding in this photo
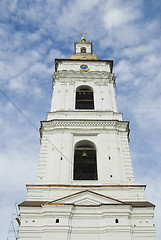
[60,79,76,85]
[26,184,146,188]
[54,71,115,85]
[41,120,129,131]
[94,80,109,86]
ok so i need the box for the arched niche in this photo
[73,140,98,180]
[75,85,94,110]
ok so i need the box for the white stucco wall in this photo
[19,49,156,240]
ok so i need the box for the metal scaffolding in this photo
[7,203,20,240]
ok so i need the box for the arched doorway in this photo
[73,140,98,180]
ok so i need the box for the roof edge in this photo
[18,200,155,208]
[26,184,146,188]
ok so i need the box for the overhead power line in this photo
[0,89,39,131]
[0,89,73,165]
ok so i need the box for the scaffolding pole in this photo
[7,203,20,240]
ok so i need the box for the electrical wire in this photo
[0,89,39,131]
[0,89,73,165]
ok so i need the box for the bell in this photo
[81,152,88,158]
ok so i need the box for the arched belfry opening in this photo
[81,47,86,53]
[75,86,94,110]
[73,140,98,180]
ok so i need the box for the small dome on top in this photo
[81,32,87,42]
[69,33,99,60]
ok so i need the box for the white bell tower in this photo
[18,35,156,240]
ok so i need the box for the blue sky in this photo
[0,0,161,239]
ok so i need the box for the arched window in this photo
[73,140,98,180]
[81,47,86,53]
[75,86,94,110]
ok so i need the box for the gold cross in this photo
[81,32,88,37]
[80,32,87,41]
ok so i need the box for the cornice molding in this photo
[26,184,146,188]
[54,71,115,85]
[41,120,129,131]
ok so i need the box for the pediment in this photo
[45,190,125,206]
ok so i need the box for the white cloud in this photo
[103,1,142,29]
[8,76,26,92]
[48,48,67,62]
[115,60,135,83]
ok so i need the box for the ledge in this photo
[26,184,146,188]
[18,200,155,208]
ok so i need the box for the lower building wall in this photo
[18,204,156,240]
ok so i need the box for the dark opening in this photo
[115,219,119,223]
[73,141,98,180]
[56,219,59,223]
[75,87,94,110]
[81,47,86,53]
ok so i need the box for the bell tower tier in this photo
[36,57,134,185]
[18,37,156,240]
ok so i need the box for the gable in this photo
[43,190,125,206]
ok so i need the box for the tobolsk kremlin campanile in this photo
[18,34,156,240]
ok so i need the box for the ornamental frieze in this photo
[60,79,76,85]
[41,120,128,131]
[54,70,115,81]
[94,80,109,86]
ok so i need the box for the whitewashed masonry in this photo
[18,36,156,240]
